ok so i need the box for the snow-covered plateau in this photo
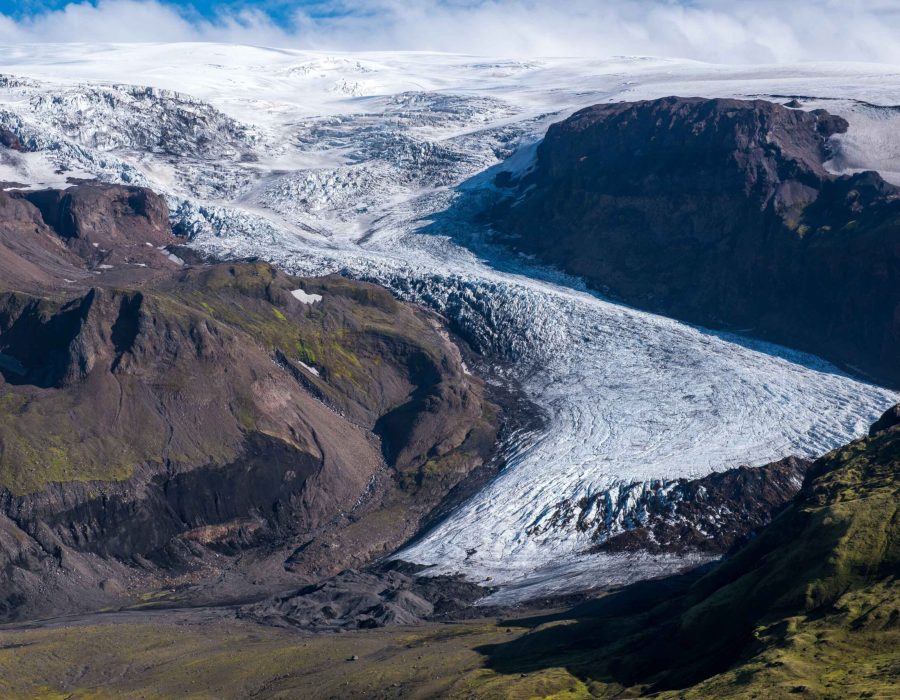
[1,44,897,599]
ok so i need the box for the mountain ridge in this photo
[491,96,900,386]
[0,180,501,621]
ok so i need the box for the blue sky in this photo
[0,1,897,65]
[0,0,316,23]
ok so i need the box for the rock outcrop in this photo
[492,97,900,386]
[594,457,810,555]
[21,183,172,267]
[0,182,178,293]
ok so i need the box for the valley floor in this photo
[1,592,895,700]
[0,610,558,700]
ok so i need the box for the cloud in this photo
[1,0,900,64]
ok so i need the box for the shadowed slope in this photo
[477,403,900,697]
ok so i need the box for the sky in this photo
[1,0,900,64]
[1,0,310,23]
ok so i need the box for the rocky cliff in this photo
[492,97,900,385]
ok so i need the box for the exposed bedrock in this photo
[0,181,180,293]
[492,96,900,386]
[588,457,810,555]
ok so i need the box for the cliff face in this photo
[493,97,900,385]
[0,183,497,621]
[0,182,178,293]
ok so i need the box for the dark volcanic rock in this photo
[0,182,180,294]
[0,128,25,152]
[492,96,900,386]
[868,403,900,436]
[594,457,810,555]
[0,188,89,292]
[19,183,173,269]
[242,562,492,630]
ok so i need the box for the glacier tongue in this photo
[0,45,898,599]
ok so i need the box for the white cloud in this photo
[1,0,900,64]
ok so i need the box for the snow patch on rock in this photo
[291,289,323,304]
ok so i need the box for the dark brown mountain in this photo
[0,182,499,621]
[0,182,177,292]
[491,96,900,386]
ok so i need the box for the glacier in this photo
[0,44,897,599]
